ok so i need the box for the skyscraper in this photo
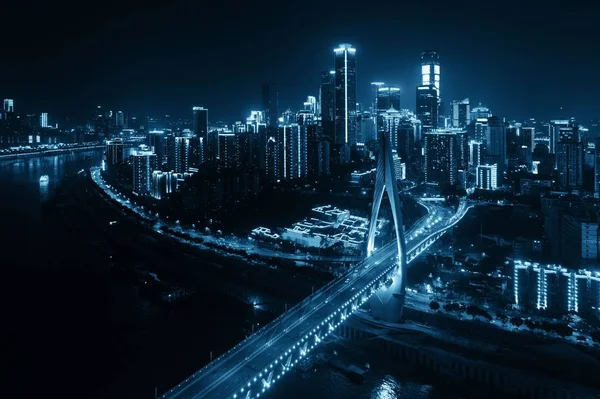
[376,86,401,113]
[132,149,157,196]
[148,130,165,165]
[416,85,438,131]
[192,106,208,163]
[451,98,470,128]
[319,70,335,122]
[105,139,124,169]
[262,83,278,128]
[370,82,385,114]
[333,43,357,164]
[424,130,457,188]
[557,123,583,191]
[421,52,440,99]
[40,113,48,128]
[486,116,507,167]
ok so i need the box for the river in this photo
[3,150,453,399]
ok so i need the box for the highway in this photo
[160,200,471,399]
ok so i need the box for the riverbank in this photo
[0,143,104,160]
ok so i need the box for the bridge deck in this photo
[161,202,469,399]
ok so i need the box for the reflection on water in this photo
[0,150,104,203]
[272,341,460,399]
[39,181,50,202]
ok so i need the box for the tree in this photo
[525,319,537,331]
[466,305,478,319]
[429,301,440,311]
[496,311,508,325]
[510,317,524,328]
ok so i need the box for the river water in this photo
[2,150,452,399]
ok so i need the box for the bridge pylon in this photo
[366,130,407,323]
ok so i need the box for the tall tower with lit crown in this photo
[421,51,440,99]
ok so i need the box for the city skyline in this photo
[1,1,598,123]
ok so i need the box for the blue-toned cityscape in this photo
[3,7,600,399]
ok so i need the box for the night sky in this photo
[2,0,598,123]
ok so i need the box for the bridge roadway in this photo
[161,201,470,399]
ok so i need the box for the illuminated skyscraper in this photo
[424,130,457,188]
[105,139,124,168]
[470,103,491,121]
[333,43,357,164]
[147,130,165,165]
[416,85,438,131]
[276,124,305,180]
[376,86,401,113]
[192,106,208,163]
[39,113,48,128]
[421,51,440,99]
[556,123,583,190]
[451,98,470,128]
[319,70,335,122]
[132,149,157,196]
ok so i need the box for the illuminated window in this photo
[434,65,440,74]
[421,65,430,75]
[434,75,440,81]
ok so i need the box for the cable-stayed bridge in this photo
[161,132,471,399]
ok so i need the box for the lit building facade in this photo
[421,51,440,99]
[151,171,177,200]
[3,99,14,112]
[451,98,470,128]
[40,113,48,128]
[513,260,600,321]
[132,150,157,195]
[192,106,208,162]
[333,43,357,164]
[476,164,498,190]
[105,139,124,168]
[416,85,438,131]
[376,86,401,113]
[424,130,457,187]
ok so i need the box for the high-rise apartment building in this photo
[147,130,165,166]
[476,164,498,190]
[424,130,457,188]
[105,139,124,169]
[132,149,157,195]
